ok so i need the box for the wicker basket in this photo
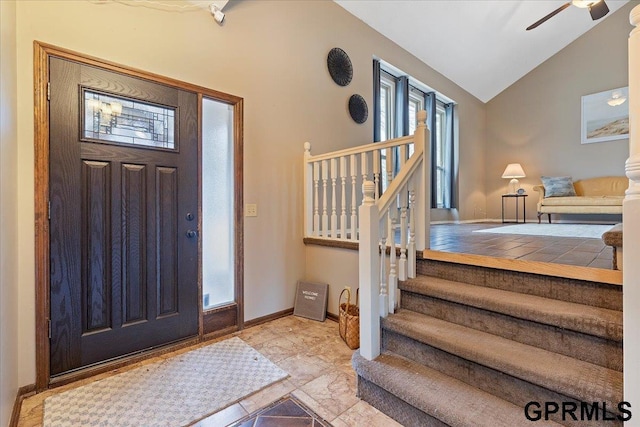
[338,288,360,349]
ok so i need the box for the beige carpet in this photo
[43,337,288,427]
[474,223,613,239]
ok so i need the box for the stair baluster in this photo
[321,160,328,237]
[408,187,416,279]
[373,150,380,200]
[379,209,389,318]
[399,142,408,171]
[399,186,408,280]
[330,158,337,238]
[388,200,398,313]
[361,152,368,195]
[340,156,347,239]
[386,146,393,192]
[313,160,319,236]
[350,154,357,240]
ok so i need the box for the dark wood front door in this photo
[48,57,199,375]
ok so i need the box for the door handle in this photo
[186,230,198,238]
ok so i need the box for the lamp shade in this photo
[501,163,526,179]
[571,0,597,8]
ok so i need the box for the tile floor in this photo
[429,223,615,269]
[230,395,332,426]
[17,223,615,426]
[17,316,401,427]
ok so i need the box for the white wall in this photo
[485,2,634,221]
[0,0,20,423]
[12,0,486,387]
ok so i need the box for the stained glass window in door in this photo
[83,89,175,149]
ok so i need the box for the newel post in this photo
[413,110,431,251]
[624,4,640,407]
[303,142,313,237]
[359,180,380,360]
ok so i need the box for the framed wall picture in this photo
[581,86,629,144]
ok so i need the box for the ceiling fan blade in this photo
[589,0,609,20]
[526,2,572,31]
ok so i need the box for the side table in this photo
[502,194,527,223]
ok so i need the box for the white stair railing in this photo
[359,111,430,359]
[303,111,430,361]
[304,133,418,241]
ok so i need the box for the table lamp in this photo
[502,163,526,194]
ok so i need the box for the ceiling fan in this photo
[526,0,609,31]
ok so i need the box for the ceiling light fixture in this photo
[526,0,609,31]
[607,90,627,107]
[210,4,225,24]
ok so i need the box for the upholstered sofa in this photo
[533,176,627,223]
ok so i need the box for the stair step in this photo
[400,283,622,371]
[352,350,563,427]
[401,276,622,341]
[382,310,622,409]
[416,258,622,310]
[381,329,621,427]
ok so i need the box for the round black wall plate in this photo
[348,94,368,124]
[327,48,353,87]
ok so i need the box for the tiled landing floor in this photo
[231,395,332,427]
[17,316,400,427]
[194,316,400,427]
[430,223,614,269]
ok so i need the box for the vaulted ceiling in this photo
[334,1,631,102]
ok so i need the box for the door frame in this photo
[34,41,244,391]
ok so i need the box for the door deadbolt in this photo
[186,213,194,221]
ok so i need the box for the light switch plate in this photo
[246,204,257,217]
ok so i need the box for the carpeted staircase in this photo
[352,258,623,427]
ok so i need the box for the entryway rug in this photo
[474,223,613,239]
[43,337,288,427]
[229,395,333,427]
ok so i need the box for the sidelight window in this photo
[201,98,235,309]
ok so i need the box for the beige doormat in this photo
[474,223,613,239]
[43,337,288,427]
